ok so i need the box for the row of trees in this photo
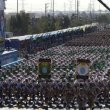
[6,11,110,36]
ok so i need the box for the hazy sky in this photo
[5,0,110,13]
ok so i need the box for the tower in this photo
[22,0,24,11]
[45,3,49,16]
[69,0,72,12]
[64,2,66,13]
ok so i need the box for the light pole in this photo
[53,0,54,18]
[17,0,18,14]
[75,0,77,14]
[29,17,35,54]
[77,0,79,20]
[53,0,55,30]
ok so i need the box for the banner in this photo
[38,58,51,78]
[76,59,91,80]
[0,10,5,38]
[0,10,5,51]
[0,0,5,10]
[107,69,110,79]
[0,37,4,51]
[0,50,18,66]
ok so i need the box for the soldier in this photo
[31,79,37,100]
[44,80,52,104]
[0,61,1,69]
[2,80,8,105]
[63,82,73,108]
[0,80,3,98]
[7,78,13,99]
[16,78,22,100]
[77,88,87,110]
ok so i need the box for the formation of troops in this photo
[0,28,110,109]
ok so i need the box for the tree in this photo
[97,14,110,24]
[9,11,30,36]
[62,15,70,28]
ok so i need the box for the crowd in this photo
[65,29,110,46]
[0,73,109,109]
[0,29,110,109]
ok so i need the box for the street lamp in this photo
[17,0,18,14]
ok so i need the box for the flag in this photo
[38,58,51,78]
[76,59,91,80]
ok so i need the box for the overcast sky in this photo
[5,0,110,13]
